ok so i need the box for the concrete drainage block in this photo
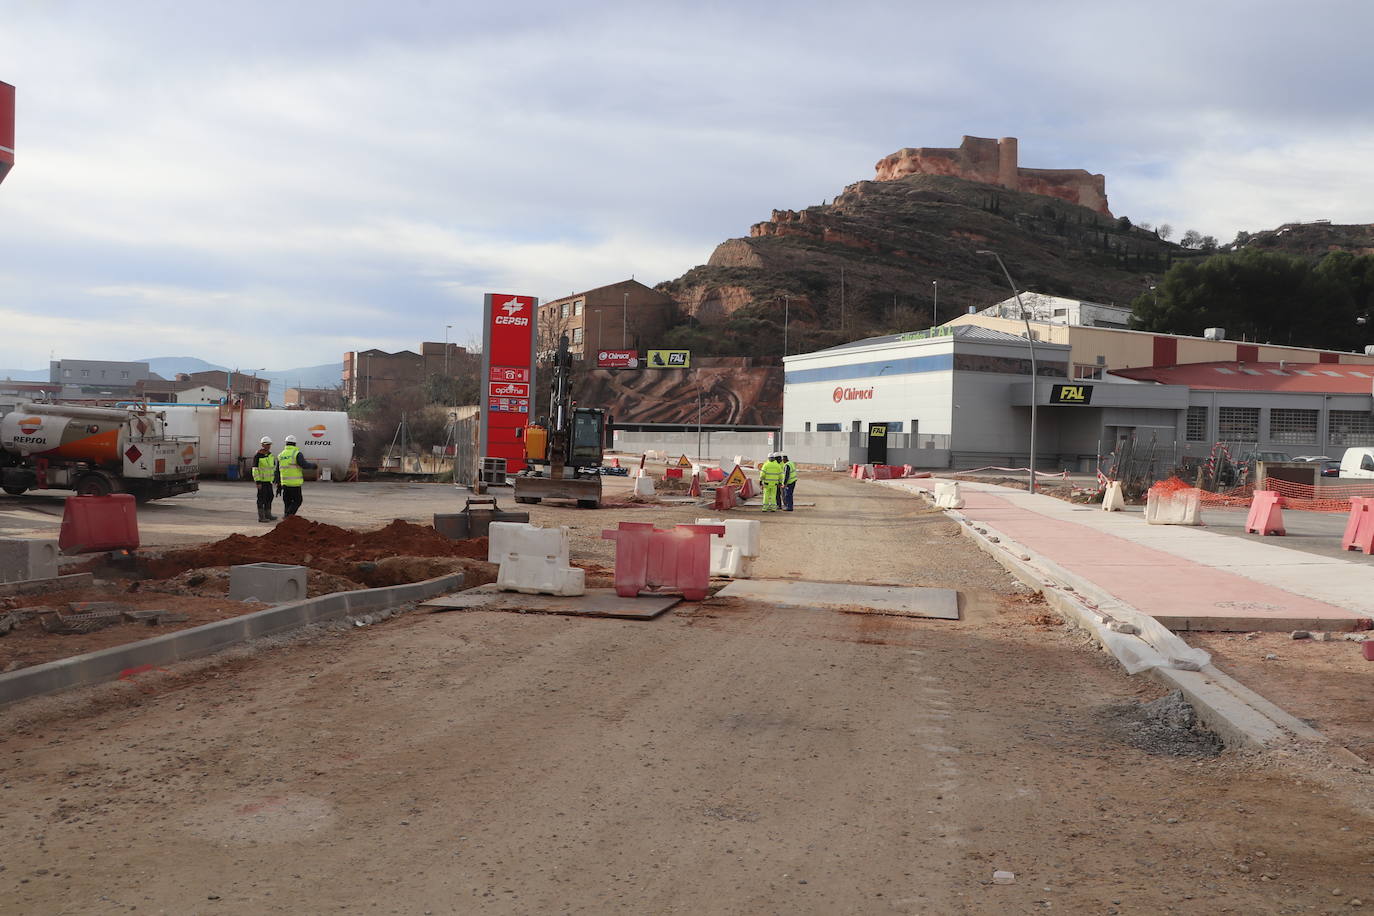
[229,563,307,603]
[0,538,59,584]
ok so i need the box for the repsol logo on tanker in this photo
[832,386,875,403]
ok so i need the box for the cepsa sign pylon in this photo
[479,293,538,474]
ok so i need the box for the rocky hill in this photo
[655,173,1189,356]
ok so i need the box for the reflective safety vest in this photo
[278,445,304,487]
[784,461,798,485]
[760,460,784,485]
[252,451,277,483]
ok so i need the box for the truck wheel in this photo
[577,499,599,509]
[2,485,27,496]
[75,475,113,497]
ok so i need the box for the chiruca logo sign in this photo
[832,386,875,403]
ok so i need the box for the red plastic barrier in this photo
[705,467,725,482]
[59,494,139,555]
[739,477,756,500]
[1244,491,1285,536]
[601,521,725,601]
[850,464,860,478]
[873,466,892,480]
[713,485,738,510]
[1342,497,1374,553]
[611,457,621,468]
[664,467,683,479]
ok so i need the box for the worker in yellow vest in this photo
[251,435,279,523]
[781,454,799,511]
[276,434,319,518]
[759,452,785,512]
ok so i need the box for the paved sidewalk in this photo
[885,478,1373,632]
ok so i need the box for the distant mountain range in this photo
[0,356,342,406]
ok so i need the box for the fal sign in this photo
[833,386,875,403]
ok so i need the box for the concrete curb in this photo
[0,573,93,596]
[896,484,1347,756]
[0,572,464,708]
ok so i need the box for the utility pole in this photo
[977,251,1037,493]
[783,296,790,356]
[622,292,628,348]
[840,266,846,331]
[932,280,938,327]
[444,324,452,376]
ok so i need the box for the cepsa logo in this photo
[17,416,42,435]
[494,297,530,326]
[832,387,875,403]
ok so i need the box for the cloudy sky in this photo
[1,0,1370,371]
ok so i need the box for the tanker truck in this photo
[0,401,200,500]
[155,404,354,478]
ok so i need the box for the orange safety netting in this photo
[1157,476,1374,513]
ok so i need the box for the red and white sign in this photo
[0,81,13,187]
[596,349,639,369]
[480,294,538,472]
[833,386,876,403]
[488,366,530,383]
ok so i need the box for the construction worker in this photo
[759,452,784,512]
[781,454,799,511]
[276,434,319,518]
[251,436,279,522]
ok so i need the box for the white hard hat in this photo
[285,434,297,444]
[260,436,272,445]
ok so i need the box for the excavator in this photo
[513,333,605,508]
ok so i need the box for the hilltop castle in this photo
[874,136,1111,216]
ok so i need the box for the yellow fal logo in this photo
[1052,383,1093,405]
[869,425,887,437]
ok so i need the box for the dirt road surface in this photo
[3,474,1373,914]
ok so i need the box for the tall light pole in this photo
[783,295,790,356]
[622,292,628,349]
[977,250,1038,493]
[932,280,938,327]
[444,324,453,376]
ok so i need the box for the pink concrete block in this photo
[1244,491,1285,536]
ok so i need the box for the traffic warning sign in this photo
[676,454,693,468]
[725,465,748,487]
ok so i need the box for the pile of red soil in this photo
[144,516,488,580]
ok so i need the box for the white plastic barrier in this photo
[1101,480,1124,512]
[696,516,761,578]
[933,480,965,509]
[832,458,847,472]
[1145,486,1202,525]
[488,522,585,596]
[633,475,657,497]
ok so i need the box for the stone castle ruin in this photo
[874,135,1111,216]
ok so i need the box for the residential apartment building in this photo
[342,341,470,402]
[538,279,676,359]
[49,359,151,391]
[285,387,345,411]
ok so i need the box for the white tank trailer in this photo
[157,406,354,478]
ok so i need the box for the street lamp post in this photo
[977,250,1038,493]
[444,324,453,376]
[622,292,628,349]
[932,280,938,327]
[783,296,790,356]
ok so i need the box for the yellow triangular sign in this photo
[725,465,747,487]
[676,454,693,468]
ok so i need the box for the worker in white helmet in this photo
[276,433,318,518]
[251,435,279,522]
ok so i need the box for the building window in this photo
[804,422,811,432]
[887,421,904,432]
[574,300,584,316]
[121,370,130,379]
[1217,406,1259,442]
[81,369,90,378]
[817,423,841,432]
[561,302,571,319]
[1073,364,1103,380]
[1186,406,1207,442]
[1330,410,1374,446]
[1268,408,1318,444]
[63,368,72,378]
[572,327,583,344]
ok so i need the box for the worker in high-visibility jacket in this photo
[781,454,799,512]
[277,434,319,518]
[251,435,279,523]
[759,452,785,512]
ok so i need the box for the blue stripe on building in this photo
[784,353,953,386]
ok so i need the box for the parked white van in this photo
[1339,447,1374,479]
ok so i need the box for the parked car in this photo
[1293,455,1333,463]
[1339,447,1374,479]
[1319,459,1341,478]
